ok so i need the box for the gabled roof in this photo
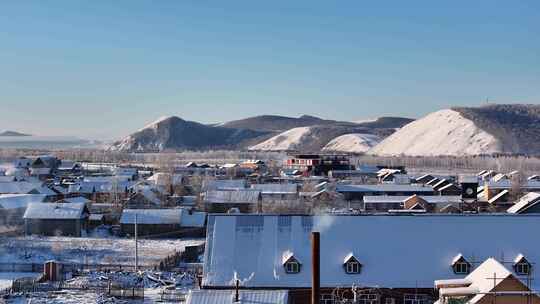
[0,194,46,210]
[204,190,261,204]
[251,184,298,194]
[507,192,540,214]
[488,189,509,205]
[120,208,182,225]
[363,195,461,204]
[432,179,449,190]
[336,184,434,194]
[204,179,246,191]
[439,258,534,304]
[204,214,540,289]
[23,202,88,220]
[0,182,55,195]
[62,196,92,204]
[343,253,360,264]
[438,183,460,192]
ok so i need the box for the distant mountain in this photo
[218,115,341,132]
[0,130,31,137]
[369,104,540,156]
[109,116,269,152]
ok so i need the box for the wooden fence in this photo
[160,289,187,302]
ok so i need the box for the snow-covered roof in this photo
[0,181,54,195]
[147,173,183,186]
[336,184,434,194]
[186,289,289,304]
[204,190,261,204]
[205,179,246,191]
[23,202,88,220]
[250,184,298,194]
[507,192,540,214]
[0,176,15,182]
[57,160,79,170]
[486,180,540,190]
[488,189,509,204]
[441,258,517,304]
[68,180,134,194]
[120,209,182,225]
[204,214,540,289]
[62,196,92,204]
[120,208,206,227]
[363,195,461,204]
[180,209,206,227]
[0,194,46,210]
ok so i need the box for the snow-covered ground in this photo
[249,127,311,151]
[0,272,40,290]
[3,270,196,304]
[0,236,204,266]
[369,109,501,156]
[322,133,381,153]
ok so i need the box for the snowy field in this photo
[0,272,40,290]
[0,236,204,266]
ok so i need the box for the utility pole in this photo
[135,213,139,272]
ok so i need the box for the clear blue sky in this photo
[1,1,539,139]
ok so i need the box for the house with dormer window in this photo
[203,214,540,304]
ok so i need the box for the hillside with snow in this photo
[370,105,540,156]
[322,133,381,153]
[110,116,268,152]
[369,109,502,156]
[249,121,401,152]
[249,127,312,151]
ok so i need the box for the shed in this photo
[23,202,89,236]
[204,190,261,213]
[120,208,206,237]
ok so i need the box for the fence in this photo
[107,285,144,299]
[160,289,187,302]
[10,277,144,300]
[0,262,157,274]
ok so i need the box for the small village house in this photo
[119,208,206,237]
[203,189,261,213]
[23,202,89,236]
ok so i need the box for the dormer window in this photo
[514,254,532,275]
[452,254,471,274]
[282,251,301,274]
[343,253,362,274]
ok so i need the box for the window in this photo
[320,294,334,304]
[346,261,360,274]
[451,255,471,274]
[514,255,532,275]
[403,294,431,304]
[454,261,470,274]
[385,298,395,304]
[357,293,379,304]
[516,262,531,275]
[285,261,300,273]
[343,254,362,274]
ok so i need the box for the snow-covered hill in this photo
[369,109,501,156]
[110,116,268,152]
[322,133,381,153]
[249,127,311,151]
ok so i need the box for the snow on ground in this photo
[0,272,40,290]
[322,133,381,153]
[0,236,204,266]
[249,127,311,151]
[369,109,501,156]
